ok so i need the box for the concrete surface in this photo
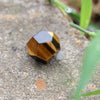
[0,0,100,100]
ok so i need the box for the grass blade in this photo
[73,30,100,100]
[83,90,100,96]
[50,0,69,17]
[69,9,80,24]
[80,0,92,29]
[70,23,96,37]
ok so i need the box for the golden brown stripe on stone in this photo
[52,38,60,50]
[48,32,60,50]
[27,37,38,56]
[45,42,56,53]
[36,43,53,61]
[48,32,60,44]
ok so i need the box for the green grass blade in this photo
[73,30,100,100]
[83,90,100,96]
[50,0,68,16]
[56,4,67,17]
[69,9,80,24]
[80,0,92,29]
[50,0,68,9]
[54,0,68,9]
[70,23,96,37]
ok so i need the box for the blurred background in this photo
[60,0,100,28]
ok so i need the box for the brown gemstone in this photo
[27,31,60,63]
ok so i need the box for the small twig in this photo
[70,22,96,37]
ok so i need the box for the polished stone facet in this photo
[27,31,60,63]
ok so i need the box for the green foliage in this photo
[50,0,69,17]
[83,90,100,96]
[73,30,100,100]
[69,9,80,24]
[50,0,68,10]
[80,0,92,29]
[50,0,100,99]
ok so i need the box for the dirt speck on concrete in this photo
[35,79,46,90]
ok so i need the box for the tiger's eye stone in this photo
[27,31,60,63]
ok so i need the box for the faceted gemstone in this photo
[27,31,60,63]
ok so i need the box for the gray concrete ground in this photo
[0,0,100,100]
